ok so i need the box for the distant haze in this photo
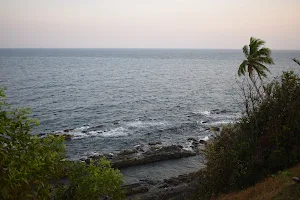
[1,0,300,49]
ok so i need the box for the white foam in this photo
[99,127,129,137]
[210,120,235,125]
[127,121,166,128]
[73,126,90,131]
[201,136,210,141]
[193,110,211,115]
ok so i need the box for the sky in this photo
[1,0,300,49]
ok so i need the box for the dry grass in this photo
[216,163,300,200]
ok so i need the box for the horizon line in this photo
[1,47,300,51]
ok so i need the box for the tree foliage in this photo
[0,88,124,200]
[238,37,274,99]
[238,37,274,78]
[195,71,300,199]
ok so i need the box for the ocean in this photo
[0,48,299,181]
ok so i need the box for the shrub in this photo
[195,71,300,199]
[53,159,124,200]
[0,88,124,199]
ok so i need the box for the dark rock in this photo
[119,149,137,155]
[110,145,196,168]
[148,141,162,145]
[52,133,72,141]
[63,129,73,132]
[292,177,300,183]
[134,145,144,152]
[123,183,149,196]
[201,120,208,124]
[199,140,207,144]
[210,126,220,132]
[140,179,160,185]
[187,138,197,142]
[82,130,87,133]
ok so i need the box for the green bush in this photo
[0,88,124,199]
[195,71,300,199]
[53,159,124,200]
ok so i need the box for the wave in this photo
[126,120,167,128]
[192,110,211,116]
[97,127,129,137]
[56,125,129,139]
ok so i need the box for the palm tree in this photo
[238,37,274,98]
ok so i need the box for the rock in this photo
[119,149,137,155]
[187,138,198,143]
[210,126,220,132]
[199,140,207,144]
[148,141,162,145]
[134,145,144,152]
[123,183,149,196]
[110,145,196,168]
[63,134,72,141]
[292,177,300,183]
[63,129,73,132]
[53,133,72,141]
[82,130,87,133]
[201,121,208,124]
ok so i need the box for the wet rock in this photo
[199,140,207,144]
[210,126,220,132]
[128,172,201,200]
[119,149,137,155]
[187,138,198,143]
[63,129,73,133]
[140,179,160,185]
[123,183,149,196]
[52,133,72,141]
[148,141,162,145]
[106,145,196,168]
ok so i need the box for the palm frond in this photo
[253,61,271,75]
[252,65,267,79]
[292,58,300,66]
[249,37,266,55]
[257,56,274,65]
[242,45,249,57]
[238,60,248,76]
[257,48,272,57]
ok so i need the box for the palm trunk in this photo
[249,72,263,100]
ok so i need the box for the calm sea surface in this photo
[0,49,299,161]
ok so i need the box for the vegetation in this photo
[292,58,300,66]
[195,38,300,199]
[238,37,274,98]
[217,163,300,200]
[0,88,124,200]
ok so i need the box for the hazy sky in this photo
[1,0,300,49]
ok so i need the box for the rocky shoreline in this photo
[123,171,201,200]
[82,138,207,168]
[48,128,219,199]
[82,139,209,199]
